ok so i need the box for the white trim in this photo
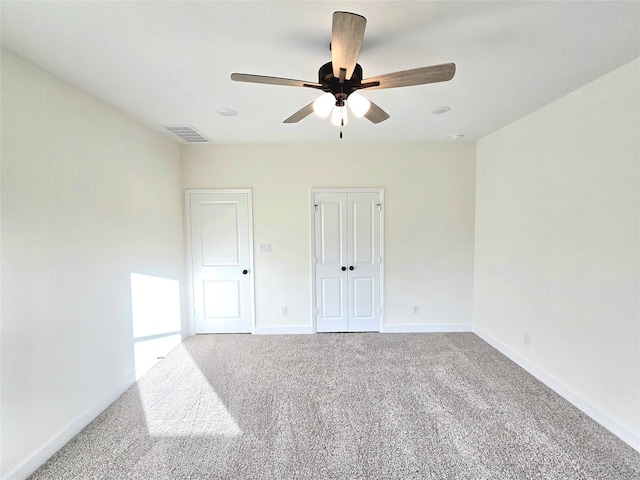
[184,189,255,335]
[246,191,256,334]
[253,325,314,335]
[382,323,472,333]
[473,326,640,453]
[309,190,317,332]
[378,190,385,332]
[2,371,136,480]
[184,190,195,336]
[311,187,386,194]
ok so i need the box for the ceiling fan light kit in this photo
[313,92,335,118]
[347,92,371,117]
[314,91,370,123]
[331,105,348,127]
[231,11,456,138]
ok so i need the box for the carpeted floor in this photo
[29,333,640,479]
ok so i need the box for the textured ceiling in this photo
[1,1,638,144]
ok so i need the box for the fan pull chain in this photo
[339,111,344,139]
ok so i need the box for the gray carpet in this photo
[29,333,640,479]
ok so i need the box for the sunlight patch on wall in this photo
[137,344,242,437]
[130,273,182,379]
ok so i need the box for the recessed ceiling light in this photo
[217,108,237,117]
[431,106,451,115]
[450,133,465,141]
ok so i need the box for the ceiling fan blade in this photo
[283,102,315,123]
[231,73,322,89]
[364,100,390,124]
[331,12,366,80]
[361,63,456,90]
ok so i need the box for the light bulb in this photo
[347,92,371,117]
[313,93,335,118]
[330,105,348,126]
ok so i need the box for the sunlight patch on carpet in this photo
[137,344,242,437]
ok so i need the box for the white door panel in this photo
[347,193,381,332]
[319,277,346,332]
[203,280,241,318]
[319,200,345,264]
[315,193,348,332]
[201,202,240,266]
[351,198,375,264]
[188,191,253,333]
[314,190,382,332]
[353,278,374,316]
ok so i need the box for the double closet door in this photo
[313,190,383,332]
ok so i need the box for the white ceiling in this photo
[1,1,638,144]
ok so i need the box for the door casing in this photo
[310,188,384,333]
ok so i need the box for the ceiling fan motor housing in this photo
[318,62,364,106]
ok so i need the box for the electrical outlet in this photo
[281,306,288,316]
[412,305,419,314]
[523,333,531,346]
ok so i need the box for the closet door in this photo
[314,193,349,332]
[346,192,381,332]
[314,190,382,332]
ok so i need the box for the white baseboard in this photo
[382,323,472,333]
[3,371,136,480]
[253,325,314,335]
[473,326,640,453]
[254,324,473,334]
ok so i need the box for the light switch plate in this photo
[259,244,271,253]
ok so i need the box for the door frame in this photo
[310,188,384,333]
[185,189,255,335]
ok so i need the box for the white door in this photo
[187,190,254,333]
[314,190,382,332]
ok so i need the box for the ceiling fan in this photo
[231,11,456,136]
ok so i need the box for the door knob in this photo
[349,266,354,271]
[242,269,248,275]
[341,266,346,271]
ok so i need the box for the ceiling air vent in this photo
[162,125,211,143]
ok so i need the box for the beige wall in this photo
[3,40,637,480]
[1,49,186,479]
[474,59,639,443]
[182,142,476,331]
